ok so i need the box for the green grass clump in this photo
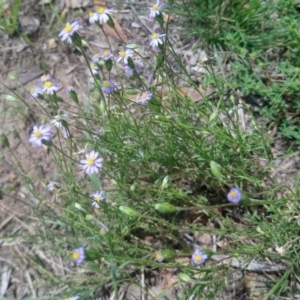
[0,0,22,35]
[2,1,300,299]
[177,0,300,144]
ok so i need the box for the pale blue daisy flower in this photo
[92,191,105,208]
[80,151,103,175]
[102,81,118,95]
[155,250,164,263]
[59,21,82,44]
[97,7,113,24]
[192,249,208,266]
[139,91,152,105]
[42,80,59,95]
[72,247,86,265]
[150,33,166,48]
[29,125,53,148]
[227,187,242,204]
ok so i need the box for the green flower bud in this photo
[210,161,223,181]
[125,89,139,95]
[86,249,101,261]
[85,214,93,221]
[0,133,10,148]
[162,249,176,261]
[155,202,178,214]
[119,206,139,217]
[178,273,193,283]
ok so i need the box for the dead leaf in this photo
[47,38,57,50]
[103,17,128,44]
[163,14,173,23]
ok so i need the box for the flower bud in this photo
[178,273,193,282]
[0,133,9,148]
[210,161,223,181]
[155,202,178,214]
[119,205,139,217]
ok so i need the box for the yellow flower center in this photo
[120,51,126,57]
[195,254,203,263]
[90,64,95,70]
[103,51,109,57]
[89,12,95,17]
[93,53,99,59]
[98,7,105,14]
[229,191,238,199]
[152,33,159,39]
[156,252,163,261]
[152,4,158,11]
[65,24,73,33]
[103,81,111,88]
[95,196,101,202]
[34,131,42,138]
[64,298,71,300]
[30,87,36,93]
[87,157,95,166]
[45,81,53,88]
[141,93,147,99]
[41,74,47,81]
[72,252,80,260]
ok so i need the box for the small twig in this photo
[25,271,36,298]
[125,1,153,34]
[211,254,287,273]
[141,268,145,300]
[0,265,12,296]
[0,215,14,231]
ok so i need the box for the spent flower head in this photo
[47,181,59,192]
[93,128,105,139]
[51,112,69,128]
[39,74,52,82]
[102,81,118,95]
[139,91,152,105]
[92,191,105,208]
[155,250,164,263]
[227,187,242,204]
[66,86,75,93]
[29,125,53,148]
[97,7,113,24]
[89,63,99,75]
[101,50,114,61]
[100,224,109,236]
[59,127,71,139]
[92,53,101,63]
[192,249,208,266]
[43,80,59,95]
[117,49,134,64]
[29,87,42,99]
[59,21,82,44]
[150,33,166,48]
[72,247,86,265]
[80,150,103,175]
[125,58,144,76]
